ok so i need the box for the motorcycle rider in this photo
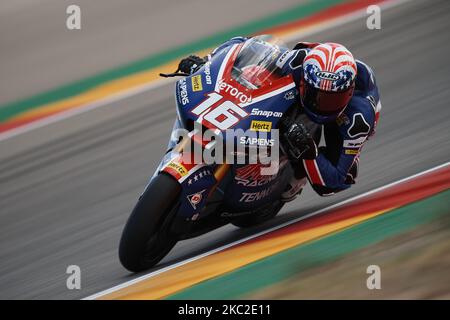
[177,36,381,201]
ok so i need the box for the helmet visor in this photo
[301,79,354,115]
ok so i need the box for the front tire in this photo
[119,173,181,272]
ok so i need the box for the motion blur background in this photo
[0,0,449,299]
[0,0,302,105]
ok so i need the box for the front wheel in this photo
[119,173,181,272]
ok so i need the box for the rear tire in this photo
[119,173,181,272]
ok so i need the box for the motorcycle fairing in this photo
[160,40,300,220]
[175,43,298,141]
[221,157,292,211]
[177,165,217,219]
[161,152,217,218]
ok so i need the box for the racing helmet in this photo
[300,43,357,123]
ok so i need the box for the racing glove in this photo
[282,120,318,161]
[178,55,206,75]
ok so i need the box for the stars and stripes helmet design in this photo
[300,43,357,123]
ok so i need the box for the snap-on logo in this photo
[315,71,340,81]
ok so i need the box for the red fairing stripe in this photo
[303,159,326,186]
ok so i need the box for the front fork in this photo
[170,119,231,188]
[210,163,230,194]
[170,126,231,187]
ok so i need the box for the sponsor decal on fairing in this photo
[187,189,206,209]
[191,75,203,92]
[217,79,252,104]
[250,120,272,132]
[178,78,190,106]
[250,108,283,118]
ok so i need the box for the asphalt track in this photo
[0,0,301,105]
[0,0,449,299]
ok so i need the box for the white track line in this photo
[83,161,449,300]
[0,0,412,143]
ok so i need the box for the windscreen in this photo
[231,35,288,89]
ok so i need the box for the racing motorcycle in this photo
[119,36,320,272]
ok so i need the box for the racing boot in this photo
[281,177,307,202]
